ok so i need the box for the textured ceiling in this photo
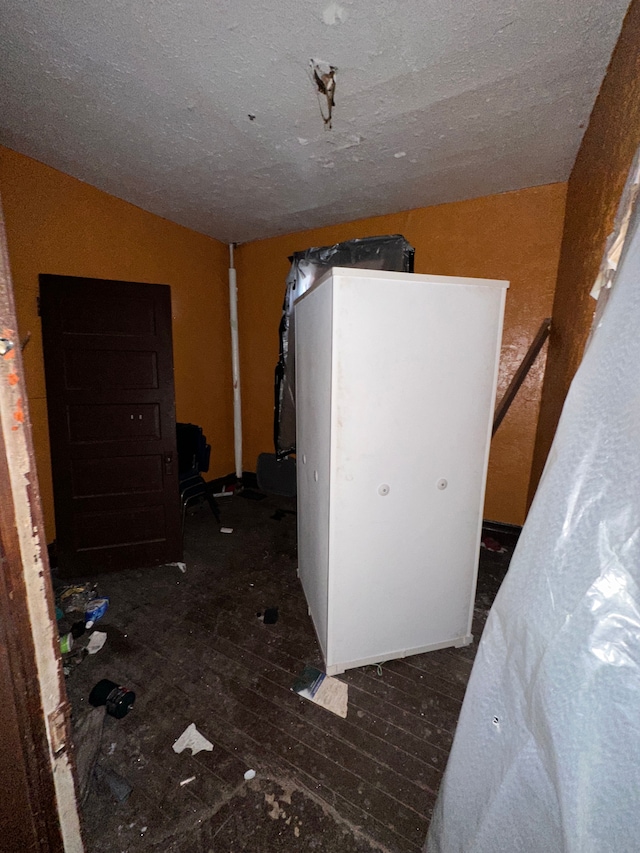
[0,0,631,243]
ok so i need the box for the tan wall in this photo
[0,146,234,542]
[529,0,640,503]
[236,183,567,526]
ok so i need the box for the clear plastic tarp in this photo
[274,235,414,458]
[426,197,640,850]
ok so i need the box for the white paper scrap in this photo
[180,776,196,786]
[312,676,348,718]
[292,665,348,718]
[244,769,256,781]
[220,527,234,534]
[87,631,107,655]
[172,723,214,755]
[167,561,187,573]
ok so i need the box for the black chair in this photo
[176,422,220,527]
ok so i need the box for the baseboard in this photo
[207,471,258,491]
[482,518,523,537]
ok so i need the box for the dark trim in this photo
[207,471,259,491]
[482,519,523,537]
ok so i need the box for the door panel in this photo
[74,505,166,550]
[64,349,159,389]
[40,275,182,575]
[71,456,163,497]
[67,403,161,442]
[62,294,157,335]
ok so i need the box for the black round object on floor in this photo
[89,678,135,719]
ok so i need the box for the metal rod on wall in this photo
[229,243,243,482]
[492,317,552,437]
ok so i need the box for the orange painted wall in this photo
[529,0,640,503]
[236,183,567,525]
[0,146,234,542]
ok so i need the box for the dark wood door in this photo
[40,275,182,576]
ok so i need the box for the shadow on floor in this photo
[65,494,516,853]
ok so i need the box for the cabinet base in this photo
[325,634,474,676]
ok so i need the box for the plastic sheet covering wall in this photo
[274,235,414,457]
[426,198,640,852]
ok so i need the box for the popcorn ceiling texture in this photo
[0,0,630,242]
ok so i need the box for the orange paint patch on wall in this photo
[0,146,233,542]
[237,183,567,526]
[530,0,640,504]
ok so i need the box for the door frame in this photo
[0,194,83,850]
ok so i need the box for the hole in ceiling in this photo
[309,59,337,130]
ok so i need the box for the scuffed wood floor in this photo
[65,493,513,852]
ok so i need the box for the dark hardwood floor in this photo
[65,492,515,852]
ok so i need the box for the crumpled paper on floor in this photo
[172,723,214,755]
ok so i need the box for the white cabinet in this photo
[295,268,508,675]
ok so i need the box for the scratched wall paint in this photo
[236,183,567,526]
[529,0,640,505]
[0,145,233,542]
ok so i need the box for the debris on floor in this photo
[270,508,296,521]
[59,631,74,654]
[257,606,279,624]
[85,597,109,628]
[89,679,136,719]
[213,484,236,497]
[220,527,234,534]
[55,583,110,674]
[481,535,507,553]
[87,630,107,655]
[71,620,87,639]
[239,488,267,501]
[74,706,106,803]
[292,665,348,719]
[167,561,187,573]
[64,494,512,853]
[244,769,257,781]
[172,723,214,755]
[94,763,133,802]
[57,581,99,615]
[74,704,133,804]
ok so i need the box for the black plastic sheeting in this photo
[274,234,415,458]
